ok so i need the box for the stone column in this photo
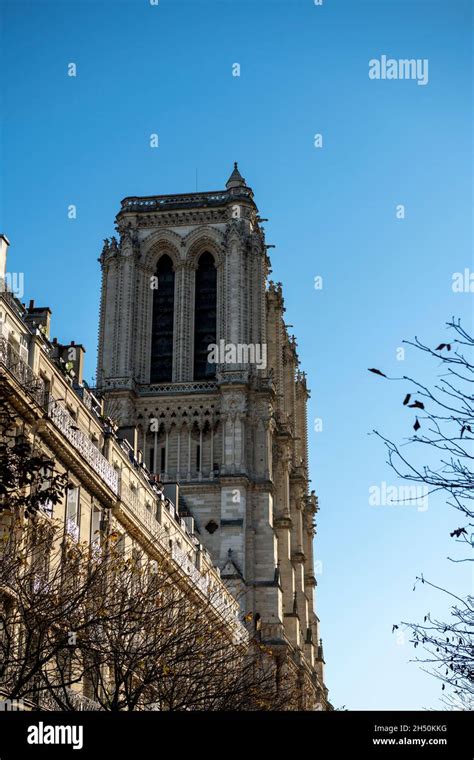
[173,260,191,382]
[135,260,155,384]
[117,246,136,377]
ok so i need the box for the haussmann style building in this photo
[0,233,247,711]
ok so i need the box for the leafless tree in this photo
[0,514,115,706]
[1,505,299,711]
[0,375,300,711]
[53,547,301,711]
[370,318,473,708]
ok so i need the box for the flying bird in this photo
[392,624,399,633]
[403,393,411,406]
[368,368,387,377]
[435,343,451,351]
[413,418,421,431]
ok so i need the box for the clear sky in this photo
[1,0,472,710]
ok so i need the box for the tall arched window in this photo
[193,252,217,380]
[150,254,175,382]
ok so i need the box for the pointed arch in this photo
[150,254,175,382]
[184,226,225,269]
[193,251,217,380]
[141,229,183,270]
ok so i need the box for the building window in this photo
[193,251,217,380]
[160,446,166,473]
[37,465,54,515]
[66,486,79,523]
[91,505,102,557]
[150,254,175,382]
[115,533,125,556]
[66,486,80,541]
[91,505,101,541]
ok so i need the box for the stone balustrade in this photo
[47,398,119,495]
[0,336,45,405]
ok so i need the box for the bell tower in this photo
[97,165,328,708]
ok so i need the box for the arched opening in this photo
[193,252,217,380]
[150,254,175,383]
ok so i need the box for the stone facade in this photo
[0,238,246,709]
[96,166,329,708]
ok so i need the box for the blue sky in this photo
[1,0,472,709]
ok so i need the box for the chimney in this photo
[0,234,10,287]
[183,515,195,535]
[25,302,52,339]
[60,341,86,384]
[163,482,179,512]
[117,425,139,458]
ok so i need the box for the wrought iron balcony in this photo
[90,540,102,559]
[47,399,119,495]
[120,483,165,544]
[32,575,51,594]
[39,688,102,711]
[170,543,246,639]
[171,542,208,596]
[66,517,80,542]
[0,336,45,405]
[118,487,247,641]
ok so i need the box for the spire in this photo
[318,638,325,661]
[226,161,246,189]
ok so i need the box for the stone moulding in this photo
[140,381,218,395]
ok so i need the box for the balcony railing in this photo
[39,688,102,711]
[171,542,246,640]
[0,336,45,405]
[66,517,80,542]
[120,483,167,545]
[171,542,208,596]
[118,487,247,641]
[91,540,102,559]
[140,381,218,395]
[32,575,51,594]
[120,186,254,213]
[47,399,119,495]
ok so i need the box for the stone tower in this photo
[97,165,328,707]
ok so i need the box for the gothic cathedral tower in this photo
[97,165,328,707]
